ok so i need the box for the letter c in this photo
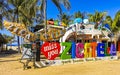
[76,43,84,58]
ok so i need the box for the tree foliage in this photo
[74,11,83,18]
[0,0,12,29]
[88,11,106,29]
[112,10,120,33]
[2,34,14,43]
[58,13,72,25]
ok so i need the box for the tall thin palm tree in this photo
[8,0,39,53]
[8,0,26,53]
[40,0,71,40]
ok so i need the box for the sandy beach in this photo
[0,52,120,75]
[1,0,120,75]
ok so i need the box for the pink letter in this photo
[76,43,84,58]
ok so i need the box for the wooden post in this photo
[118,41,120,53]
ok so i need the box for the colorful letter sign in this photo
[110,43,116,56]
[41,42,117,60]
[41,42,61,60]
[97,43,105,57]
[76,43,84,58]
[60,42,72,59]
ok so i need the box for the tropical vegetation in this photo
[0,0,120,52]
[88,11,107,29]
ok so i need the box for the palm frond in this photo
[52,0,62,14]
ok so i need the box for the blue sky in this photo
[47,0,120,19]
[0,0,120,35]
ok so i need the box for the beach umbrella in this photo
[74,18,82,24]
[83,19,89,24]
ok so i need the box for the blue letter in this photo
[97,43,105,57]
[71,42,76,58]
[110,43,116,56]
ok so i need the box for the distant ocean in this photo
[7,44,18,46]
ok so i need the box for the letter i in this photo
[71,42,76,58]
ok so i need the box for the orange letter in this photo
[91,42,97,57]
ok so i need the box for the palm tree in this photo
[8,0,27,53]
[74,11,87,28]
[40,0,71,40]
[104,16,113,27]
[8,0,38,25]
[74,11,83,18]
[111,10,120,43]
[88,11,106,29]
[0,0,14,51]
[0,33,8,51]
[74,11,87,22]
[0,0,12,29]
[112,10,120,33]
[3,34,14,50]
[58,13,72,26]
[8,0,39,53]
[102,16,113,41]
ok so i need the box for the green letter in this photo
[60,42,72,59]
[105,43,111,56]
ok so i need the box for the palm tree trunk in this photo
[17,6,21,53]
[1,44,3,51]
[6,44,8,51]
[44,0,47,40]
[17,36,21,53]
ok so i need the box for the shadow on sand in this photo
[0,49,18,57]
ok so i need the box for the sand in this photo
[0,53,120,75]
